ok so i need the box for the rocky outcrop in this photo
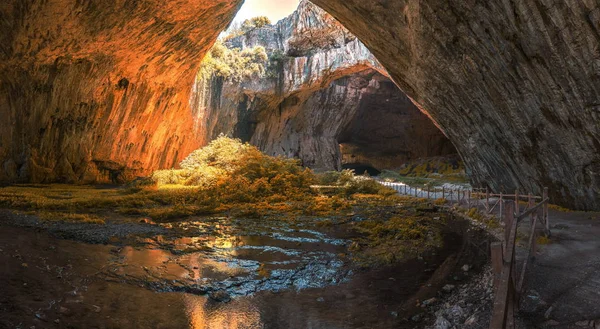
[0,0,242,183]
[311,0,600,209]
[192,0,455,171]
[4,0,599,209]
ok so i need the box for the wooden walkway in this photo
[378,180,551,328]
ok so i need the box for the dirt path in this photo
[518,209,600,328]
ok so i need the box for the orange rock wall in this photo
[0,0,242,182]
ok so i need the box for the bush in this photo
[198,41,268,82]
[152,137,316,204]
[242,16,272,30]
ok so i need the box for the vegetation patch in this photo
[0,137,451,269]
[346,196,446,268]
[379,156,468,188]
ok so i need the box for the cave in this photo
[1,0,600,328]
[191,1,457,173]
[1,0,598,209]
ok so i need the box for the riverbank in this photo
[0,184,493,328]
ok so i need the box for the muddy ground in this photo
[0,207,491,329]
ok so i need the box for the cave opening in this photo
[192,0,460,178]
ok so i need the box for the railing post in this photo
[442,187,445,199]
[528,193,534,226]
[543,187,550,236]
[427,186,430,199]
[468,190,471,208]
[515,189,519,216]
[404,184,407,195]
[499,192,504,220]
[491,242,503,292]
[486,187,490,211]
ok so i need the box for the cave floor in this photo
[0,207,488,329]
[517,208,600,328]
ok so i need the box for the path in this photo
[379,180,600,327]
[519,209,600,328]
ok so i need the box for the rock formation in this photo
[311,0,600,209]
[2,0,599,209]
[0,0,242,183]
[192,0,455,171]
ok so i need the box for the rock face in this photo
[4,0,600,209]
[192,0,455,171]
[0,0,242,183]
[311,0,600,209]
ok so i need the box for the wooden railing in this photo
[377,180,551,328]
[489,190,550,329]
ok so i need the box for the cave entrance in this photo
[191,0,459,175]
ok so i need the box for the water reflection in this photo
[184,295,263,329]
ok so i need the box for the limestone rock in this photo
[192,0,455,171]
[0,0,243,183]
[312,0,600,210]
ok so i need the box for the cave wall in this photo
[339,77,456,170]
[0,0,242,183]
[312,0,600,209]
[4,0,600,209]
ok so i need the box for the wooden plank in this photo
[488,198,501,214]
[516,198,549,222]
[543,187,550,236]
[517,212,538,294]
[515,189,519,216]
[491,242,503,292]
[490,201,518,329]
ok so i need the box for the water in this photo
[0,215,487,329]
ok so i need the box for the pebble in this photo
[461,264,470,272]
[390,311,398,318]
[92,305,102,313]
[544,306,553,319]
[316,297,325,302]
[411,313,423,322]
[58,307,71,315]
[442,284,455,293]
[464,315,477,326]
[209,290,231,303]
[434,316,451,329]
[422,297,437,306]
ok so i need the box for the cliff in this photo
[3,0,599,209]
[192,0,455,171]
[311,0,600,209]
[0,0,242,183]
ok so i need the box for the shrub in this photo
[198,41,268,82]
[242,16,272,30]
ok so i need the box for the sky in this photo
[232,0,301,25]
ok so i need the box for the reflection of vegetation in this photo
[198,41,268,82]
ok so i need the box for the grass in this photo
[345,195,446,268]
[378,156,469,189]
[0,138,452,269]
[536,235,551,245]
[548,203,573,212]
